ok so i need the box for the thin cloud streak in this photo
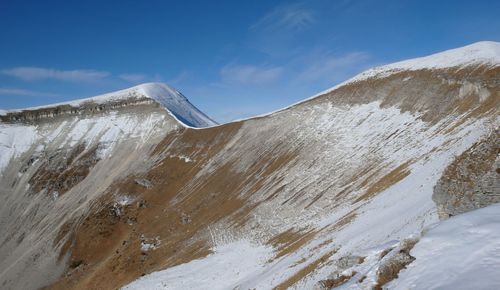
[296,51,371,82]
[1,67,110,82]
[118,73,147,83]
[0,87,59,97]
[220,64,283,85]
[251,3,316,32]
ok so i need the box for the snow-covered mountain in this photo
[0,41,498,290]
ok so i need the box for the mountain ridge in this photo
[224,41,500,123]
[2,41,498,127]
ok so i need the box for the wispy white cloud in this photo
[0,87,59,97]
[296,51,371,82]
[251,3,316,32]
[220,64,283,85]
[1,67,110,82]
[118,73,147,83]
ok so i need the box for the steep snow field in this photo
[0,123,37,174]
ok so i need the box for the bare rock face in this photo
[375,238,418,289]
[433,129,500,219]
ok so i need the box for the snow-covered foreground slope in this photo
[0,42,499,290]
[123,203,500,290]
[123,240,274,290]
[389,203,500,290]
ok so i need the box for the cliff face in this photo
[433,130,499,219]
[0,42,499,290]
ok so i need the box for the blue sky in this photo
[1,0,499,122]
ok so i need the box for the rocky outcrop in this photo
[375,238,418,289]
[0,95,156,124]
[433,129,500,219]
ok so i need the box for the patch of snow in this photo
[123,240,273,290]
[140,236,161,252]
[51,191,59,201]
[169,155,193,163]
[0,123,38,176]
[115,195,135,207]
[389,203,500,290]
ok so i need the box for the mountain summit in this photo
[1,82,216,128]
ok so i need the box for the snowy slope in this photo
[123,240,274,290]
[1,82,217,128]
[340,41,500,88]
[389,203,500,290]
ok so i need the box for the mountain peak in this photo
[130,82,217,128]
[1,82,217,128]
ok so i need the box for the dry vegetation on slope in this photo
[48,66,499,289]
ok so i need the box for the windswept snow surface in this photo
[389,203,500,290]
[1,82,216,128]
[122,240,273,290]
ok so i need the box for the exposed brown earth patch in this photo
[274,249,337,290]
[29,144,100,196]
[47,120,303,289]
[354,162,412,203]
[308,66,500,124]
[267,228,318,262]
